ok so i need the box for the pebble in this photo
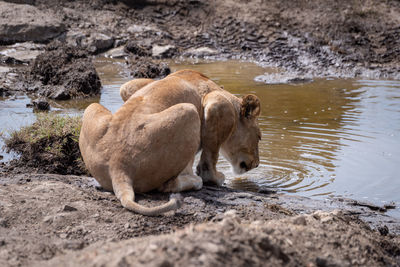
[292,215,307,226]
[62,205,78,212]
[151,45,176,58]
[378,225,389,236]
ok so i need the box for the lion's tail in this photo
[112,171,181,216]
[121,196,181,216]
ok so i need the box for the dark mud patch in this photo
[29,43,101,100]
[127,58,171,79]
[4,42,102,99]
[3,114,86,175]
[124,41,151,57]
[123,41,171,79]
[0,173,399,266]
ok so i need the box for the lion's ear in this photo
[240,94,260,119]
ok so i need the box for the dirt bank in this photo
[42,210,400,267]
[1,0,399,97]
[0,0,399,82]
[0,172,399,266]
[27,0,400,79]
[3,114,86,175]
[10,42,102,100]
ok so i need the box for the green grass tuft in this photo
[4,113,87,175]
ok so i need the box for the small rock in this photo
[383,201,396,210]
[0,2,65,44]
[287,77,313,84]
[184,47,218,57]
[0,42,44,62]
[124,223,130,229]
[63,241,84,250]
[84,33,115,54]
[49,87,71,100]
[258,186,278,194]
[320,216,333,223]
[224,209,237,217]
[252,196,264,202]
[127,24,158,34]
[378,225,389,236]
[104,46,128,59]
[43,215,53,223]
[349,200,387,212]
[234,192,254,198]
[0,219,9,228]
[65,30,86,47]
[152,45,177,58]
[62,205,78,212]
[0,66,11,73]
[29,97,50,111]
[316,257,328,267]
[124,41,150,57]
[59,233,68,239]
[148,243,158,251]
[312,211,323,220]
[292,215,307,226]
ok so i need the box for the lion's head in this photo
[220,94,261,174]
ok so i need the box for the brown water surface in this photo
[1,58,399,216]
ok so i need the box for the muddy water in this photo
[1,59,399,216]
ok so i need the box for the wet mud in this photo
[12,43,102,100]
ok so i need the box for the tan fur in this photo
[80,70,261,216]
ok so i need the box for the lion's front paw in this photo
[196,162,225,186]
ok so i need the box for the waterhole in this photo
[1,58,399,216]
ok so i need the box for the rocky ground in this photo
[1,0,400,266]
[0,172,399,266]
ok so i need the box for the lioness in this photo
[79,70,261,216]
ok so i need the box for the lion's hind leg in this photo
[159,174,203,193]
[159,157,203,193]
[120,78,155,102]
